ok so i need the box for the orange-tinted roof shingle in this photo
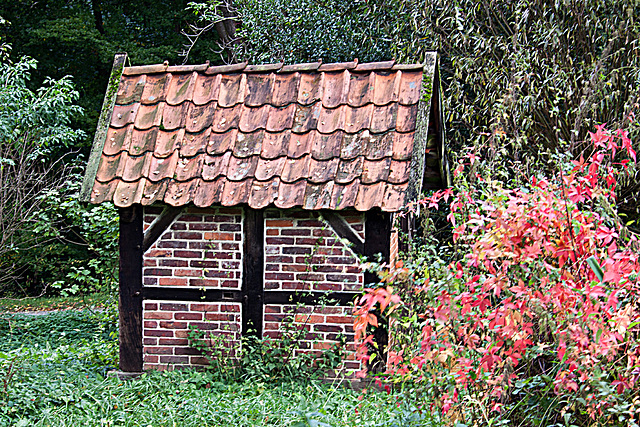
[82,56,443,211]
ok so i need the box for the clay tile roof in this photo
[81,53,447,212]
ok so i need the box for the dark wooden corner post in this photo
[364,210,392,372]
[118,205,143,373]
[242,208,264,337]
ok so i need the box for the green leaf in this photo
[586,256,604,282]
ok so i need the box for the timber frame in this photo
[117,205,393,373]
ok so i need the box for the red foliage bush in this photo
[354,125,639,424]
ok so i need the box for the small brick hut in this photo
[80,53,448,374]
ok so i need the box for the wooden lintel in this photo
[141,287,359,307]
[143,287,243,303]
[142,206,182,253]
[321,211,364,256]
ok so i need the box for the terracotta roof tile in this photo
[346,73,372,107]
[129,128,157,155]
[239,104,269,132]
[112,103,140,128]
[275,180,306,209]
[361,158,391,184]
[104,126,133,156]
[148,151,179,182]
[370,104,398,133]
[287,131,313,159]
[272,73,300,106]
[344,104,372,132]
[218,74,246,107]
[135,103,164,130]
[292,103,320,134]
[396,104,418,132]
[140,179,168,205]
[398,71,423,105]
[249,177,280,208]
[318,60,358,72]
[175,154,203,181]
[207,128,237,155]
[245,74,274,106]
[392,132,415,160]
[297,73,323,105]
[84,57,442,212]
[255,156,285,181]
[141,74,171,104]
[355,182,385,211]
[96,153,125,183]
[202,151,232,180]
[116,74,146,104]
[340,132,367,159]
[304,181,334,209]
[114,179,144,207]
[354,60,396,72]
[363,132,394,160]
[261,131,290,159]
[226,155,258,181]
[162,103,188,131]
[388,160,410,184]
[317,106,345,134]
[233,130,264,158]
[381,183,409,211]
[154,129,184,158]
[311,131,343,161]
[308,157,338,184]
[181,128,210,157]
[335,156,364,184]
[193,73,220,105]
[322,71,349,108]
[164,179,197,206]
[221,179,252,206]
[122,152,152,182]
[166,72,196,105]
[266,104,296,132]
[211,104,241,132]
[193,177,225,207]
[186,102,216,133]
[89,179,118,204]
[280,155,310,183]
[373,72,400,106]
[333,179,359,210]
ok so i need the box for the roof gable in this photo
[81,54,444,212]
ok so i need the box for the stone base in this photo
[107,370,144,380]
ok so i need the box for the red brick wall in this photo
[263,305,360,371]
[264,209,364,292]
[143,207,243,289]
[141,206,366,371]
[143,301,241,370]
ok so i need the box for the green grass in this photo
[0,310,440,426]
[0,293,110,313]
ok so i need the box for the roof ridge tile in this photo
[318,59,358,72]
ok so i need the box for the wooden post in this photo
[364,210,392,372]
[242,208,264,337]
[118,205,143,373]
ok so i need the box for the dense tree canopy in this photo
[0,0,220,148]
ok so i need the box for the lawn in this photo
[0,306,438,426]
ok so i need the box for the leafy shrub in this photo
[354,126,639,425]
[188,310,345,383]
